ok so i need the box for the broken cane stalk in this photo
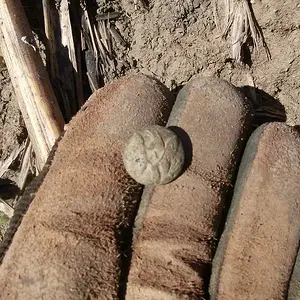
[0,0,65,169]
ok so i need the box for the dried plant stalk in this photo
[215,0,270,62]
[82,1,126,87]
[0,0,64,169]
[17,138,32,191]
[0,143,25,178]
[43,0,84,121]
[0,201,13,219]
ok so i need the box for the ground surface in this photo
[117,0,300,124]
[0,0,299,236]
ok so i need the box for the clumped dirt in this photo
[0,0,299,230]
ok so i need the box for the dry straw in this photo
[215,0,270,63]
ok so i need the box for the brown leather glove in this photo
[1,74,300,300]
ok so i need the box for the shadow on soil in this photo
[239,86,287,127]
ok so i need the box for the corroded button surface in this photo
[123,125,185,185]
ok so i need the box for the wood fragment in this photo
[81,5,101,90]
[98,21,110,55]
[0,144,25,178]
[109,25,127,47]
[86,72,97,93]
[96,12,120,21]
[17,139,32,191]
[59,0,84,110]
[83,9,98,57]
[0,201,13,219]
[94,24,108,63]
